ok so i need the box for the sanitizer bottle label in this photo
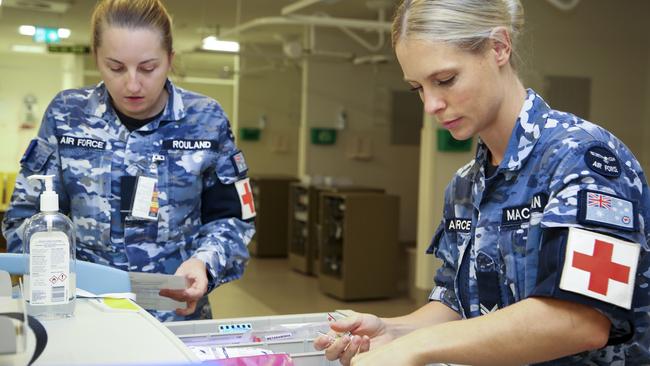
[29,231,70,305]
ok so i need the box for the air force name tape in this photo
[501,192,548,227]
[162,139,219,150]
[578,190,637,231]
[584,146,621,178]
[560,227,639,309]
[234,178,256,220]
[445,218,472,233]
[59,135,106,150]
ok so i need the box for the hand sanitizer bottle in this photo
[23,174,76,318]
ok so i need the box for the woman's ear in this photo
[167,50,176,74]
[489,26,512,67]
[168,50,176,68]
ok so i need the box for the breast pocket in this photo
[59,147,112,248]
[498,223,529,302]
[444,231,471,271]
[163,150,213,235]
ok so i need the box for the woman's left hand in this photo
[159,258,209,316]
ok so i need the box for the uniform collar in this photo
[84,79,187,131]
[473,89,551,174]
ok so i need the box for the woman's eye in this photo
[140,67,155,73]
[437,75,456,86]
[409,85,422,92]
[109,66,123,72]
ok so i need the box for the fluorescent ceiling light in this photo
[11,44,46,53]
[19,25,70,39]
[19,25,36,36]
[202,36,239,53]
[45,29,58,42]
[58,28,71,38]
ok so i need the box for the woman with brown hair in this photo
[3,0,255,322]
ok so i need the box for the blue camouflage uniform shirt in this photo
[428,89,650,365]
[2,80,255,321]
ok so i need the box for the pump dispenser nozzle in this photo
[28,174,59,212]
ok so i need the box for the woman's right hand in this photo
[313,312,394,366]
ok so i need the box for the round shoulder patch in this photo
[584,146,621,178]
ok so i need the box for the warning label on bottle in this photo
[29,231,70,305]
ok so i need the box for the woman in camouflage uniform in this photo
[315,0,650,365]
[3,0,255,321]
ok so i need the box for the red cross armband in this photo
[234,178,256,220]
[532,226,642,320]
[559,227,639,310]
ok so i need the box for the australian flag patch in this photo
[230,150,248,177]
[578,190,637,231]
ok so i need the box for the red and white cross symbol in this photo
[235,178,256,220]
[571,239,630,296]
[560,228,639,310]
[241,181,255,213]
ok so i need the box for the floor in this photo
[208,257,421,320]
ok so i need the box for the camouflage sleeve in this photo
[2,97,68,252]
[428,221,462,314]
[533,139,648,344]
[191,114,255,292]
[542,141,644,243]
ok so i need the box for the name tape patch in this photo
[501,192,548,227]
[585,146,621,178]
[59,135,106,150]
[578,190,636,231]
[162,139,219,151]
[445,218,472,233]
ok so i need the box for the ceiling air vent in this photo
[2,0,72,13]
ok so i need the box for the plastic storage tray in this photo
[165,312,340,366]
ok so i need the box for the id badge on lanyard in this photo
[129,175,159,221]
[127,154,164,221]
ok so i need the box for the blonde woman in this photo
[315,0,650,365]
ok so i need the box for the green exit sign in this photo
[48,45,91,54]
[310,128,337,145]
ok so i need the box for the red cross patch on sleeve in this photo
[560,227,640,309]
[234,178,256,220]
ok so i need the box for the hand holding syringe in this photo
[313,310,392,364]
[317,312,353,345]
[316,330,352,347]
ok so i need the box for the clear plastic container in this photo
[23,175,76,319]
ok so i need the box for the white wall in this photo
[520,0,650,163]
[175,81,236,121]
[237,29,421,242]
[237,45,301,177]
[301,29,420,242]
[0,52,68,172]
